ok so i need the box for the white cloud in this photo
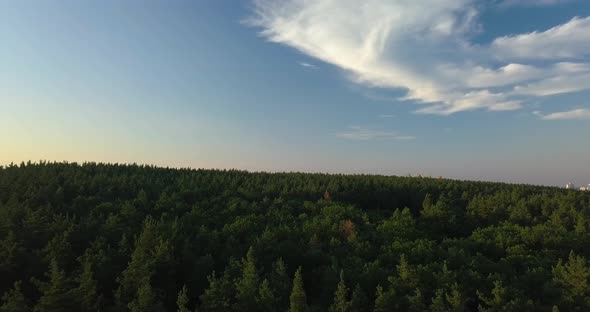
[492,17,590,60]
[513,73,590,96]
[299,62,318,69]
[537,108,590,120]
[498,0,574,7]
[249,0,590,115]
[336,126,415,140]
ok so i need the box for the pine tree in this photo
[350,284,369,312]
[271,258,291,308]
[0,232,23,284]
[0,281,29,312]
[33,259,77,312]
[200,271,233,312]
[177,285,190,312]
[76,258,99,312]
[407,288,426,312]
[397,254,417,289]
[446,283,464,312]
[422,194,433,212]
[373,285,393,312]
[330,270,351,312]
[430,289,448,312]
[115,217,170,309]
[289,266,307,312]
[477,280,511,312]
[553,251,590,307]
[128,280,162,312]
[258,279,276,312]
[235,247,259,311]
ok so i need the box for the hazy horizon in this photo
[2,1,590,187]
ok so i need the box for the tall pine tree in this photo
[177,285,190,312]
[258,279,277,312]
[289,266,307,312]
[33,259,77,312]
[235,247,259,311]
[330,270,351,312]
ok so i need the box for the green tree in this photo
[422,194,433,211]
[446,283,464,312]
[350,284,369,312]
[397,254,418,289]
[115,217,170,309]
[0,281,29,312]
[477,280,515,312]
[553,251,590,308]
[330,270,351,312]
[177,285,190,312]
[289,266,307,312]
[199,271,233,312]
[271,258,291,308]
[258,279,276,312]
[33,260,77,312]
[75,258,99,312]
[128,280,163,312]
[235,247,259,311]
[407,288,426,312]
[430,289,447,312]
[373,285,393,312]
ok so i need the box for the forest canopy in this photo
[1,162,589,312]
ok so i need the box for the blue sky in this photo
[1,0,589,186]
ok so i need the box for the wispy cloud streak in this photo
[299,62,318,69]
[336,126,415,140]
[536,108,590,120]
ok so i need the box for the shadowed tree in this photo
[350,284,369,312]
[271,259,291,308]
[0,281,29,312]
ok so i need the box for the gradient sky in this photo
[1,0,590,186]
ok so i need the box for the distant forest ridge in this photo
[0,160,566,188]
[1,161,589,311]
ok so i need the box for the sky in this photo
[1,0,590,187]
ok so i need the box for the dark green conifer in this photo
[330,270,351,312]
[0,281,29,312]
[289,266,307,312]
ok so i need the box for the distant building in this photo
[566,182,575,189]
[581,187,588,191]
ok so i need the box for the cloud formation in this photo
[536,108,590,120]
[249,0,590,115]
[336,126,415,140]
